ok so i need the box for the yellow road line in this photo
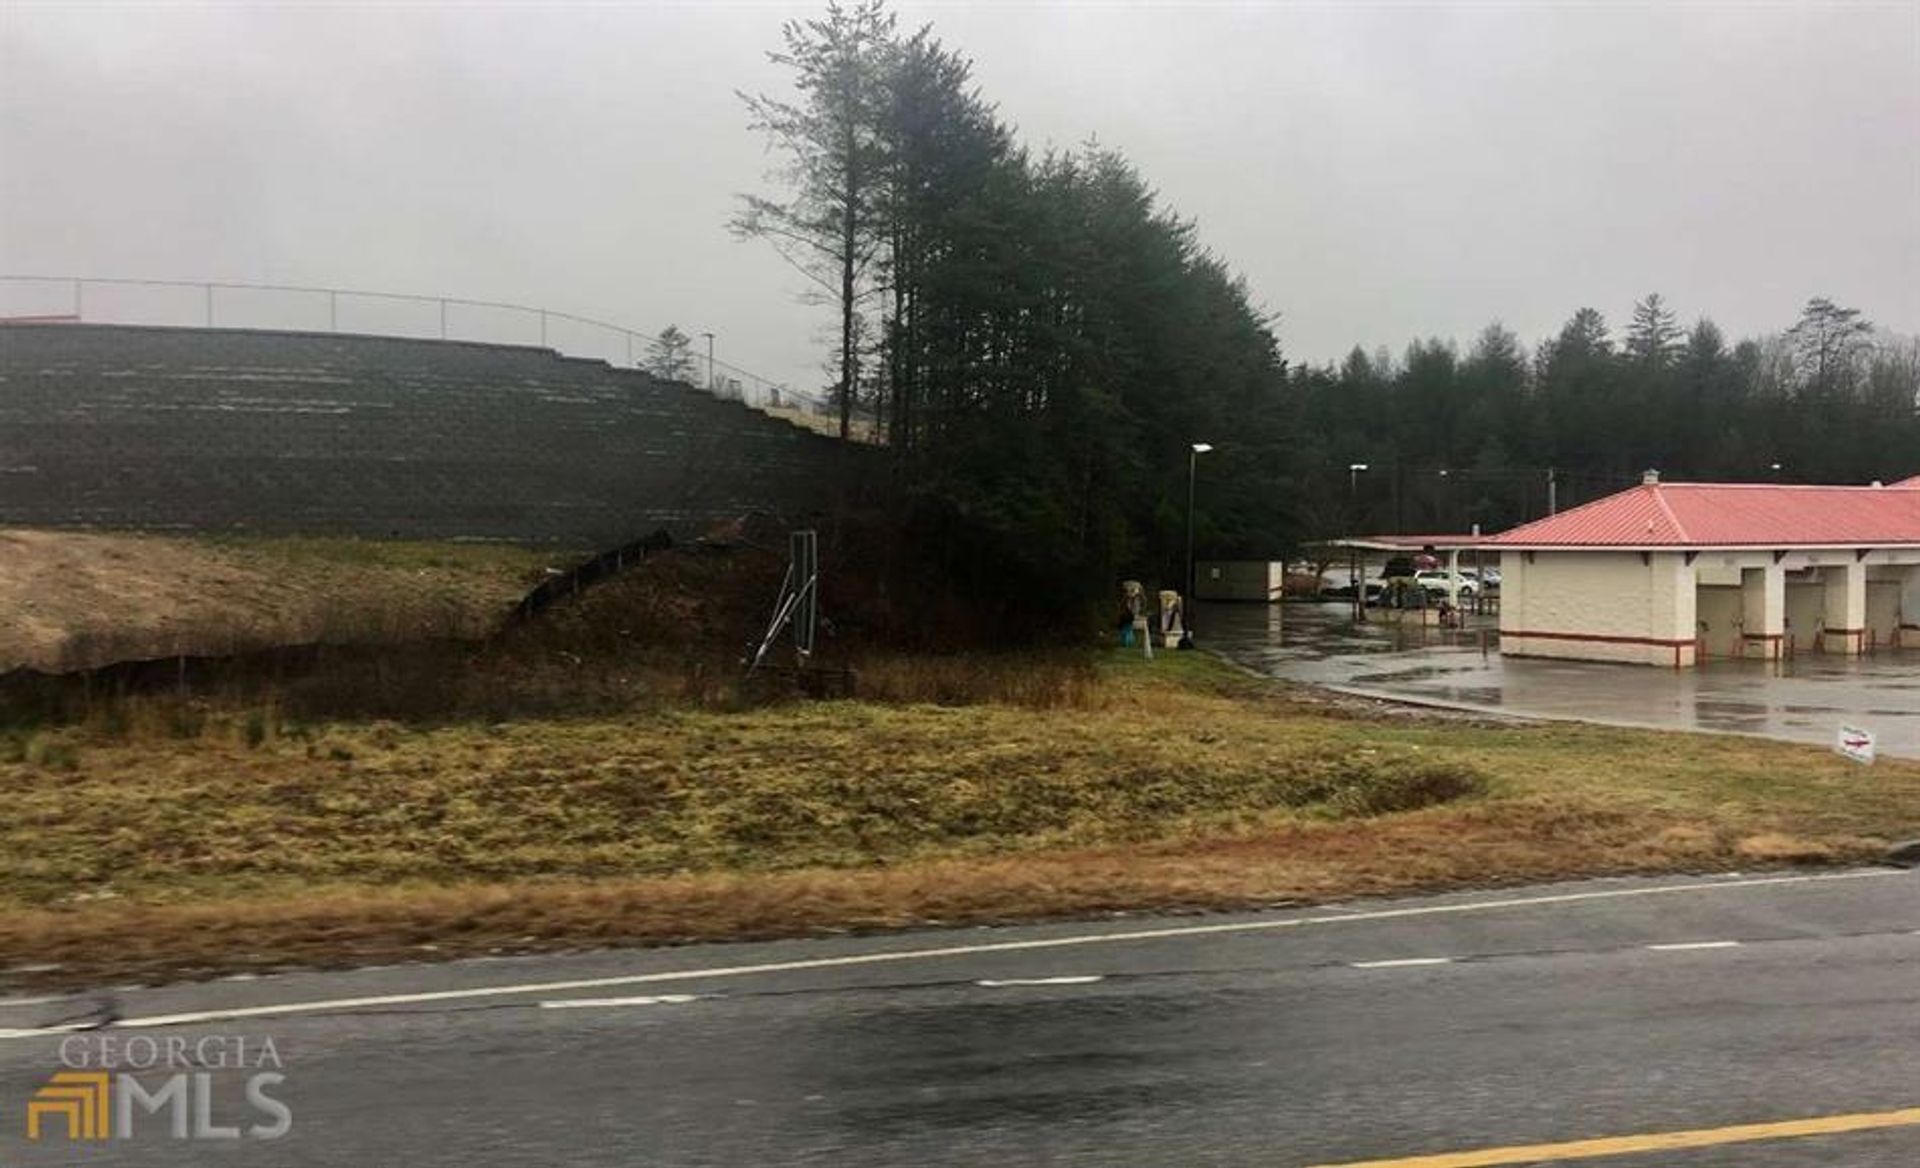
[1309,1107,1920,1167]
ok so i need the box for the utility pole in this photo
[701,331,716,391]
[1392,461,1403,534]
[1547,467,1558,516]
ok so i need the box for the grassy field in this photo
[4,649,1918,988]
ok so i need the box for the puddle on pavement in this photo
[1197,600,1920,760]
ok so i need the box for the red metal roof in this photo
[1488,481,1920,547]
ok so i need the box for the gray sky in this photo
[3,1,1916,391]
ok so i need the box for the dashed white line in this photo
[0,869,1894,1040]
[1646,941,1743,952]
[539,993,701,1010]
[1350,957,1453,969]
[976,976,1105,987]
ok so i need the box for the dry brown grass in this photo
[846,652,1100,708]
[4,649,1918,989]
[0,529,555,672]
[2,800,1883,989]
[0,693,1485,907]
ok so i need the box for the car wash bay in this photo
[1496,546,1920,668]
[1485,477,1920,669]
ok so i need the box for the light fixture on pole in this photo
[1185,443,1213,648]
[1348,462,1369,498]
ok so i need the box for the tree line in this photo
[1295,295,1920,543]
[735,2,1919,620]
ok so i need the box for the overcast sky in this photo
[3,1,1916,391]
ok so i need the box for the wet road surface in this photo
[1198,601,1920,760]
[4,870,1920,1165]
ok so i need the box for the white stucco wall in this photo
[1499,550,1696,666]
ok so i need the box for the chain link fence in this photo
[0,274,828,417]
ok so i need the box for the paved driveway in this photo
[1198,601,1920,760]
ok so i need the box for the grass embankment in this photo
[0,529,556,673]
[4,650,1918,988]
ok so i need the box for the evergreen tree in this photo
[1785,297,1873,398]
[643,325,696,382]
[1624,293,1684,368]
[735,0,896,440]
[738,4,1920,624]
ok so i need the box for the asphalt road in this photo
[5,869,1920,1165]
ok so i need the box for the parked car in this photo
[1414,569,1478,598]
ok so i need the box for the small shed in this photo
[1194,560,1285,602]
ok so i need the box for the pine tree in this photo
[1625,293,1683,368]
[643,325,696,382]
[1785,297,1873,398]
[735,0,896,440]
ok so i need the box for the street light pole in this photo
[1347,463,1370,619]
[701,331,716,391]
[1186,443,1213,647]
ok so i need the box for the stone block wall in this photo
[0,324,860,545]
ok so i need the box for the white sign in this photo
[1836,724,1876,765]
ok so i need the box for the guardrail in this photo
[0,274,826,415]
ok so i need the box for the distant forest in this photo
[738,2,1919,615]
[1292,296,1920,544]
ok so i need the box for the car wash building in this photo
[1491,472,1920,668]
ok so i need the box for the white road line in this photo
[0,1024,89,1039]
[0,869,1895,1040]
[1647,940,1743,951]
[976,976,1105,987]
[539,993,701,1009]
[0,996,70,1009]
[1350,957,1453,969]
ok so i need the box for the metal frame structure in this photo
[749,530,820,672]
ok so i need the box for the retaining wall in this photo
[0,323,859,544]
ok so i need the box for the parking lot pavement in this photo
[1200,601,1920,760]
